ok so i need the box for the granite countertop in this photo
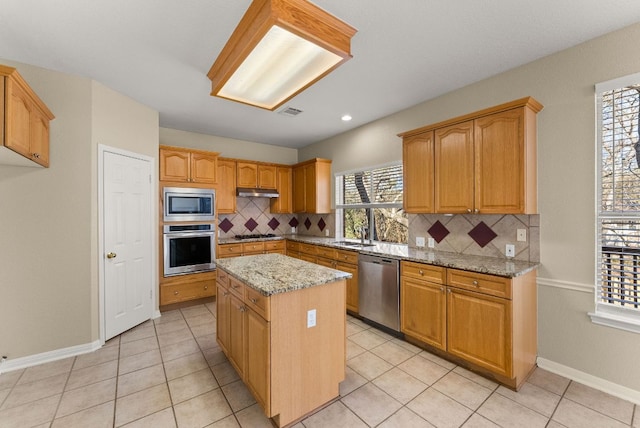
[215,253,352,296]
[283,235,539,278]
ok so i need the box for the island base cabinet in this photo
[215,282,230,355]
[228,294,245,376]
[446,288,511,377]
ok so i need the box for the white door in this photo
[103,150,153,340]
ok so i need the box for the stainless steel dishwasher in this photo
[358,254,400,332]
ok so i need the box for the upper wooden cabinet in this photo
[403,132,434,213]
[270,166,293,214]
[159,145,219,184]
[292,158,332,214]
[400,97,542,214]
[0,65,55,168]
[216,158,236,214]
[237,162,277,189]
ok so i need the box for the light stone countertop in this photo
[283,235,539,278]
[215,253,352,296]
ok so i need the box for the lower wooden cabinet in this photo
[400,260,537,390]
[160,276,215,305]
[215,266,346,427]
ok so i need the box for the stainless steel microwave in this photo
[163,187,215,222]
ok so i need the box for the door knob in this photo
[106,252,117,259]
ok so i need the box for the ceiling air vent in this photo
[278,106,303,117]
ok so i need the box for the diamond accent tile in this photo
[318,218,326,232]
[304,218,312,230]
[428,220,450,243]
[289,217,299,228]
[468,221,497,248]
[267,217,280,230]
[218,218,234,233]
[244,218,258,232]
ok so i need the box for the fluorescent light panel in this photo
[218,25,342,110]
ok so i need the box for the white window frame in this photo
[334,162,405,243]
[589,72,640,333]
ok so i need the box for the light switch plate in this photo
[307,309,316,328]
[416,237,426,247]
[428,237,435,248]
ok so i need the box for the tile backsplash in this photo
[408,214,540,262]
[217,197,335,238]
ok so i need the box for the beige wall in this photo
[0,60,159,360]
[159,127,298,165]
[300,23,640,391]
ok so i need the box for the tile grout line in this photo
[545,379,572,428]
[154,310,181,428]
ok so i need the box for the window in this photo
[591,72,640,333]
[335,164,407,243]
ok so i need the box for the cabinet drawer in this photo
[264,240,285,252]
[245,286,270,321]
[229,277,245,299]
[401,261,446,284]
[286,240,300,252]
[299,242,317,255]
[447,269,511,299]
[219,244,243,257]
[316,246,337,259]
[161,280,215,305]
[336,249,358,265]
[316,256,335,268]
[216,269,229,287]
[243,241,265,254]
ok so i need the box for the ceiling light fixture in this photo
[207,0,356,111]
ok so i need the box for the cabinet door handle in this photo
[32,153,41,159]
[474,209,479,214]
[239,306,246,312]
[419,270,424,276]
[447,289,452,294]
[174,291,179,295]
[223,291,229,296]
[204,285,208,290]
[440,287,444,292]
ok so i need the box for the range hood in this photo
[236,187,280,198]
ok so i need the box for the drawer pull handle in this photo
[440,287,444,292]
[250,297,258,304]
[419,270,424,275]
[204,286,208,290]
[472,280,479,286]
[174,291,179,295]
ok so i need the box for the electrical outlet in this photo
[325,229,330,237]
[428,237,435,248]
[505,244,515,257]
[307,309,316,328]
[517,229,527,242]
[291,227,296,234]
[416,237,425,247]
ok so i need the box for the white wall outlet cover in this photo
[307,309,316,328]
[325,229,330,236]
[517,229,527,242]
[428,237,435,248]
[506,244,515,257]
[416,237,426,247]
[291,227,296,234]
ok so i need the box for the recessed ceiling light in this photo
[341,114,352,121]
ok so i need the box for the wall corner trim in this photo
[0,340,102,375]
[537,357,640,405]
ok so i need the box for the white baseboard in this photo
[152,309,161,319]
[537,357,640,405]
[0,340,102,375]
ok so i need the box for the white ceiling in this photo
[2,1,640,149]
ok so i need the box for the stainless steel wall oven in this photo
[163,224,216,276]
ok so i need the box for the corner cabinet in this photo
[0,65,55,168]
[159,145,219,184]
[400,97,543,214]
[292,158,332,214]
[400,260,537,390]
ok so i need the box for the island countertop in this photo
[215,253,352,296]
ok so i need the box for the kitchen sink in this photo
[334,241,376,247]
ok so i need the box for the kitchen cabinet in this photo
[159,145,219,184]
[159,271,216,306]
[400,261,447,350]
[218,240,285,258]
[292,158,331,214]
[237,162,277,189]
[399,97,542,214]
[400,260,537,390]
[216,259,346,427]
[216,270,231,354]
[270,167,293,214]
[403,132,434,213]
[286,240,359,313]
[0,65,55,168]
[216,158,236,214]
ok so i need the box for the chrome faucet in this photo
[361,226,368,244]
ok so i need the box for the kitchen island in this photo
[215,253,352,427]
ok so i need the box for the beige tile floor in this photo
[1,302,638,427]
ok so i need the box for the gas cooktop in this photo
[234,234,277,240]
